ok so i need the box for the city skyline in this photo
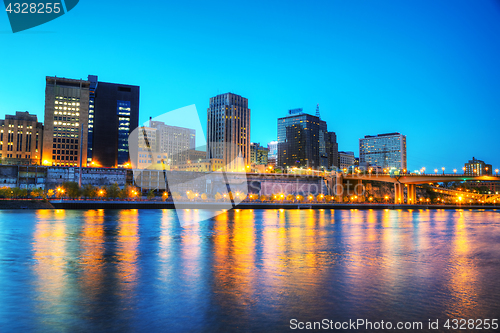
[1,0,500,171]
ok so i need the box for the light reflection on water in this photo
[0,209,499,332]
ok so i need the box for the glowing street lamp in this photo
[442,167,445,175]
[496,169,499,175]
[453,169,457,174]
[434,169,438,175]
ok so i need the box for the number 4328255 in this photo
[5,3,62,14]
[444,319,498,330]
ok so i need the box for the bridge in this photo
[428,186,488,203]
[340,173,500,204]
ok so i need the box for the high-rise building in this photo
[207,93,250,171]
[267,140,278,166]
[323,131,338,169]
[250,142,269,165]
[149,120,195,167]
[277,108,335,170]
[0,112,43,165]
[465,157,492,176]
[359,133,407,170]
[42,76,90,167]
[87,75,140,168]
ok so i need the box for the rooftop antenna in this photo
[315,103,320,118]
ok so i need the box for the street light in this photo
[442,167,445,175]
[496,169,499,175]
[434,169,438,175]
[453,169,457,174]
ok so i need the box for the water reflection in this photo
[32,210,71,331]
[79,210,105,301]
[116,210,139,289]
[212,209,256,322]
[0,209,495,332]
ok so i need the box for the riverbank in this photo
[0,200,54,209]
[47,200,499,210]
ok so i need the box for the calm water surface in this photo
[1,209,500,332]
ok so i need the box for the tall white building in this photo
[359,133,407,170]
[206,93,250,171]
[149,120,195,166]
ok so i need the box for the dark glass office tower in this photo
[277,109,325,169]
[87,75,139,168]
[277,108,337,170]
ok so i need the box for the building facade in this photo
[207,93,250,171]
[338,151,356,171]
[149,120,195,167]
[0,112,43,165]
[42,76,90,167]
[173,158,224,172]
[464,157,492,176]
[277,109,335,170]
[267,141,278,166]
[134,126,168,170]
[87,75,140,168]
[324,131,338,169]
[359,133,407,170]
[250,142,269,165]
[188,149,206,163]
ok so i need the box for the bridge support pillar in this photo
[408,184,416,205]
[394,183,403,204]
[335,173,343,202]
[355,179,363,202]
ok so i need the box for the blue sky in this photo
[1,0,499,172]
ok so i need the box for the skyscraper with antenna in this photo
[315,104,320,118]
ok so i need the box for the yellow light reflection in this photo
[117,210,139,289]
[32,210,68,319]
[79,210,105,296]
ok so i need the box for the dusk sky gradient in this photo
[1,0,499,171]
